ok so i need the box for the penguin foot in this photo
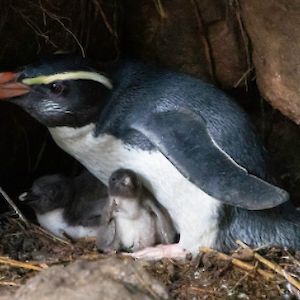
[123,243,189,261]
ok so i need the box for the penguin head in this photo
[108,169,142,199]
[19,174,74,214]
[0,55,113,127]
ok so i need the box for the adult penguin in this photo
[0,55,289,258]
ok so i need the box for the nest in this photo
[0,210,300,299]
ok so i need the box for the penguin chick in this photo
[97,169,176,253]
[19,170,108,239]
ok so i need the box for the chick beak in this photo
[0,72,30,99]
[18,192,28,201]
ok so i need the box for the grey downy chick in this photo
[19,170,108,239]
[97,169,176,253]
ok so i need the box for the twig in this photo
[253,243,271,252]
[153,0,167,19]
[31,223,71,245]
[26,1,85,57]
[48,14,85,57]
[255,253,300,289]
[0,281,20,286]
[189,287,224,300]
[199,247,276,280]
[8,217,30,238]
[284,250,300,268]
[191,0,217,85]
[63,231,76,243]
[0,186,29,226]
[189,286,221,296]
[234,0,252,90]
[92,0,117,38]
[41,7,85,57]
[0,256,42,271]
[234,67,254,88]
[82,253,104,260]
[232,261,258,290]
[11,6,57,48]
[92,0,120,56]
[78,0,92,52]
[236,240,300,291]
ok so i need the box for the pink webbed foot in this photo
[123,243,189,261]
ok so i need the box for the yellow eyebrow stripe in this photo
[22,71,113,90]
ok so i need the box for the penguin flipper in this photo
[96,220,116,252]
[144,198,176,245]
[132,108,289,210]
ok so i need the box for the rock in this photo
[122,0,248,88]
[13,257,171,300]
[240,0,300,124]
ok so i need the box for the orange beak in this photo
[0,72,30,99]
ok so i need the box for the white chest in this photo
[49,124,221,253]
[36,209,98,239]
[115,209,155,251]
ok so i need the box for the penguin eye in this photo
[50,82,64,95]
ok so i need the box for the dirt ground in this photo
[0,212,299,300]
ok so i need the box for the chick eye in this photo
[50,82,64,95]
